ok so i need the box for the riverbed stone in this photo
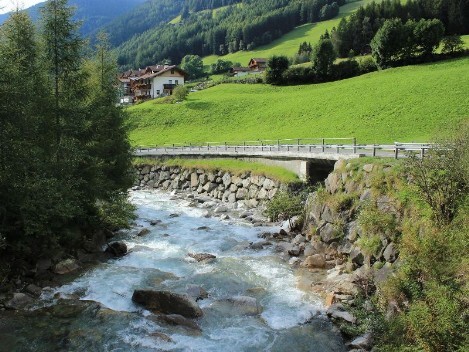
[187,253,216,263]
[5,293,34,310]
[132,290,203,318]
[150,332,173,343]
[349,333,372,350]
[302,254,326,269]
[326,303,357,324]
[53,258,80,274]
[106,241,128,257]
[319,223,341,244]
[210,296,261,316]
[214,206,228,213]
[186,284,208,301]
[153,314,202,332]
[137,228,151,237]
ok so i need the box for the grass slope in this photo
[127,57,469,145]
[203,0,377,66]
[134,158,299,182]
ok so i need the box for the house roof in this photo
[133,65,187,81]
[119,64,187,81]
[249,58,267,63]
[231,67,250,72]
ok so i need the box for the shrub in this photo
[441,35,465,54]
[405,124,468,224]
[97,192,136,231]
[358,56,378,74]
[332,59,360,80]
[173,85,189,102]
[265,190,303,226]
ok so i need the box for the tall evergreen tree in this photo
[85,32,133,202]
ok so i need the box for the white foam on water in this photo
[246,259,323,330]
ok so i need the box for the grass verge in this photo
[133,157,300,183]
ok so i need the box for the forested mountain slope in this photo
[0,0,146,36]
[114,0,346,68]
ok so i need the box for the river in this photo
[0,190,346,351]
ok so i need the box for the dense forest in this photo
[329,0,469,57]
[114,0,346,69]
[0,0,133,277]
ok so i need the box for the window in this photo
[169,80,172,84]
[156,90,160,95]
[175,80,179,85]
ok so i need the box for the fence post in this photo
[225,141,227,151]
[297,138,300,151]
[353,138,357,154]
[372,145,376,157]
[395,147,399,159]
[277,139,280,151]
[421,148,425,159]
[322,138,325,152]
[243,141,246,152]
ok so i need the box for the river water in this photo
[1,190,346,352]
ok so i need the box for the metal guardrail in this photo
[135,138,433,159]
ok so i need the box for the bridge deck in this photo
[135,142,431,160]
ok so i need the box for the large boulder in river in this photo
[132,290,203,318]
[187,253,216,263]
[105,241,127,257]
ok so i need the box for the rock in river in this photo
[132,290,203,318]
[105,241,127,257]
[187,253,216,263]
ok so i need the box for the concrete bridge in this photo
[135,138,432,181]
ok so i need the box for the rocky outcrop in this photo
[135,164,281,209]
[132,290,203,318]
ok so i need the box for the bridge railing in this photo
[135,138,433,159]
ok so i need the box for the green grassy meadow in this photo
[127,57,469,146]
[203,0,378,66]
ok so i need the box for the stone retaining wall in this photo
[135,164,282,208]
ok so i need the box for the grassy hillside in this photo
[127,57,469,146]
[203,0,377,66]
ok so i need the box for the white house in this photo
[118,65,187,102]
[137,65,187,99]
